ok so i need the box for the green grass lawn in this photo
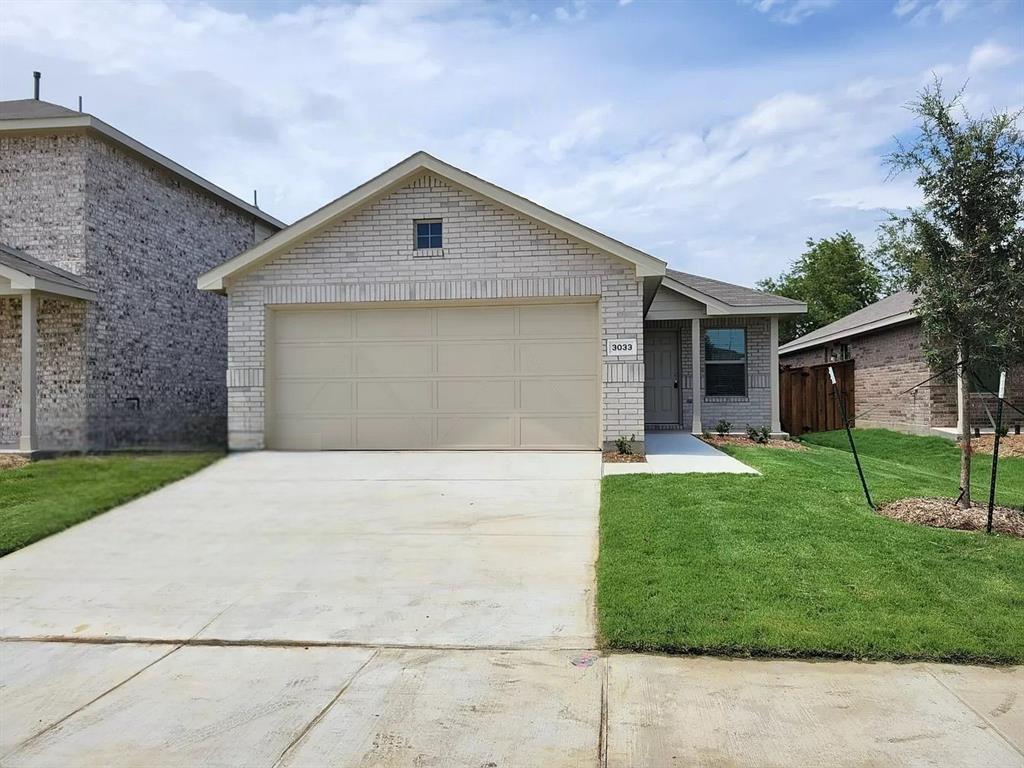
[0,453,222,556]
[598,429,1024,664]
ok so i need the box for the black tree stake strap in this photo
[830,366,874,511]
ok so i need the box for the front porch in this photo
[641,270,805,436]
[0,243,95,453]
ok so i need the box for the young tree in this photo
[877,80,1024,507]
[757,232,884,343]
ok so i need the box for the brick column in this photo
[20,292,37,452]
[770,315,781,433]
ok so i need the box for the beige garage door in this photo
[267,302,600,450]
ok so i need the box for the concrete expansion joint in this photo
[923,666,1024,759]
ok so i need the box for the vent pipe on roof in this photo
[253,189,259,209]
[33,71,40,100]
[78,96,83,112]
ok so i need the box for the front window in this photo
[415,220,442,250]
[705,328,746,396]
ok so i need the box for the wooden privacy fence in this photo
[780,360,855,437]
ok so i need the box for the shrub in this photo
[715,420,732,436]
[746,424,771,444]
[615,434,636,455]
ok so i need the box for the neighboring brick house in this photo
[0,96,283,452]
[779,291,1023,435]
[199,152,804,453]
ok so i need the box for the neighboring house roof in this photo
[779,290,918,355]
[0,242,97,300]
[0,99,284,231]
[661,268,807,315]
[198,151,668,292]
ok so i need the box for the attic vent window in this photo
[415,220,442,250]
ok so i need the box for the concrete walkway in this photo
[1,451,1021,766]
[603,430,759,475]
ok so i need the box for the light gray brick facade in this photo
[225,172,646,451]
[1,129,271,450]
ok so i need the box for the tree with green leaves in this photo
[877,80,1024,507]
[757,232,884,344]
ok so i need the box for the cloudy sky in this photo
[1,0,1021,285]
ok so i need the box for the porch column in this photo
[770,315,781,433]
[691,318,702,433]
[20,292,38,452]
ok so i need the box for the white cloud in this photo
[968,40,1021,73]
[555,0,587,23]
[898,0,969,24]
[892,0,920,18]
[746,0,837,24]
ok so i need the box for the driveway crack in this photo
[269,648,380,768]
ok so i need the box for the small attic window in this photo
[415,220,442,250]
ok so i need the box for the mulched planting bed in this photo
[602,451,646,463]
[878,497,1024,538]
[0,455,29,471]
[972,434,1024,459]
[701,435,807,451]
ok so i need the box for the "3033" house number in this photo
[606,338,637,356]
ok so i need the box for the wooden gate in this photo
[780,360,855,437]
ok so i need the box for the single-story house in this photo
[779,291,1023,436]
[199,152,805,453]
[1,91,282,453]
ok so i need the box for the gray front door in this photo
[644,330,680,424]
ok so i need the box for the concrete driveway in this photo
[2,451,1022,767]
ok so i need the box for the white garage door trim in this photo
[265,299,601,451]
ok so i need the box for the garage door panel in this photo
[356,344,433,376]
[356,380,433,412]
[436,306,514,338]
[436,417,514,448]
[519,341,597,376]
[437,343,515,376]
[356,417,433,449]
[275,345,354,378]
[519,303,596,337]
[270,417,354,450]
[274,310,353,342]
[521,378,597,413]
[268,302,599,450]
[272,381,353,415]
[520,416,596,449]
[355,308,432,339]
[437,380,515,412]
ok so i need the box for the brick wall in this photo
[226,172,645,450]
[0,130,265,450]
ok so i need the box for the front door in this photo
[644,330,680,424]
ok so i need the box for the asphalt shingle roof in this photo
[665,268,805,308]
[0,242,92,293]
[0,99,83,120]
[779,290,918,352]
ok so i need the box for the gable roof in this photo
[197,151,667,292]
[0,242,97,300]
[661,268,806,315]
[0,99,284,231]
[779,290,918,355]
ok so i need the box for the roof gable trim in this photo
[197,152,667,292]
[779,310,918,354]
[660,275,807,316]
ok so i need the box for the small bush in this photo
[615,434,636,455]
[746,424,771,444]
[715,420,732,436]
[701,429,712,439]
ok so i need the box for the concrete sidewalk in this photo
[1,641,1020,767]
[604,431,759,475]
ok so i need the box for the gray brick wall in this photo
[780,321,1024,433]
[1,130,265,450]
[226,172,645,450]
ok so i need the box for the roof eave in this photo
[0,115,285,231]
[660,275,806,316]
[779,310,918,354]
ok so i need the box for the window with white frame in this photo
[704,328,746,396]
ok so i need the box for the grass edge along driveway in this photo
[1,453,223,556]
[598,429,1024,665]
